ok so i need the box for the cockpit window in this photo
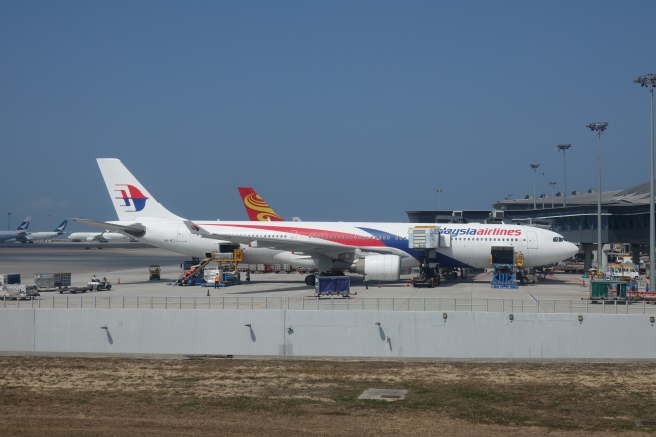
[553,237,565,242]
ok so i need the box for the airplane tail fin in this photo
[237,187,285,221]
[96,158,183,222]
[17,217,30,230]
[55,220,68,233]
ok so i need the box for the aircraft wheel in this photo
[305,275,316,286]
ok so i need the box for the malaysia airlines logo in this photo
[114,184,149,212]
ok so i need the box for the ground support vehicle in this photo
[87,278,112,291]
[149,265,161,280]
[408,228,441,288]
[0,284,39,299]
[57,286,92,294]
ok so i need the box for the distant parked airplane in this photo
[68,230,131,242]
[22,220,68,242]
[0,217,31,242]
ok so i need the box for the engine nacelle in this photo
[350,255,401,281]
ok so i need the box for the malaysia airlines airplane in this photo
[0,217,31,243]
[75,159,577,287]
[72,159,315,269]
[186,187,580,285]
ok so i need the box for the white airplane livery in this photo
[0,217,31,243]
[68,230,132,242]
[76,158,578,286]
[23,220,68,242]
[73,159,314,268]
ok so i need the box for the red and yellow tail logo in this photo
[238,187,284,221]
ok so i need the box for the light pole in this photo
[540,171,547,209]
[549,181,557,208]
[587,122,608,273]
[556,144,571,207]
[529,164,540,210]
[634,74,656,291]
[6,212,10,230]
[436,188,443,211]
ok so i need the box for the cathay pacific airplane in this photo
[0,217,31,242]
[21,220,68,242]
[75,159,577,286]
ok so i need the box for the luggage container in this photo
[315,276,350,297]
[35,273,72,289]
[0,274,20,285]
[590,281,628,300]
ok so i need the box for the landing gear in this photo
[305,275,316,286]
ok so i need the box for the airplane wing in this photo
[183,221,413,260]
[72,218,146,238]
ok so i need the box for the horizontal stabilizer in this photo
[72,218,146,238]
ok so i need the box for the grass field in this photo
[1,356,656,436]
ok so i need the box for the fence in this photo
[4,295,656,315]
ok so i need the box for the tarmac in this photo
[0,241,595,302]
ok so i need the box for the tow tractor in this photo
[408,227,441,288]
[87,277,112,291]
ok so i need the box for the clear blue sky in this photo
[2,1,656,232]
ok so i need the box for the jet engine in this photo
[350,254,401,281]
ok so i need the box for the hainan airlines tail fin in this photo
[96,158,183,222]
[237,187,285,221]
[17,217,30,230]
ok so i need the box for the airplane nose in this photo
[566,242,578,258]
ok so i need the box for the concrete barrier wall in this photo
[2,309,656,359]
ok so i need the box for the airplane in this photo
[21,220,68,242]
[234,187,580,283]
[68,230,132,242]
[75,159,577,287]
[72,159,315,269]
[189,188,581,286]
[0,217,31,242]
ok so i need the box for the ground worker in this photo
[364,273,369,290]
[215,272,220,288]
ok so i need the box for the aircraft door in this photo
[439,233,451,248]
[176,225,188,242]
[527,231,538,249]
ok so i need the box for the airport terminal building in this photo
[407,181,654,269]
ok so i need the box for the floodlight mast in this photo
[634,74,656,292]
[529,164,540,210]
[587,122,608,274]
[557,144,571,207]
[549,181,557,208]
[540,171,547,209]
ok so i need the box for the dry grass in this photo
[1,356,656,436]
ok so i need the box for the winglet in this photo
[183,220,210,236]
[237,187,284,221]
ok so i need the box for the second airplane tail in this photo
[238,187,285,222]
[97,158,183,222]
